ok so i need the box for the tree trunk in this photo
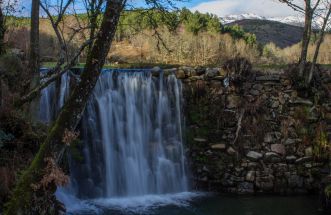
[0,6,5,55]
[306,4,331,85]
[299,0,312,77]
[4,0,125,214]
[28,0,40,121]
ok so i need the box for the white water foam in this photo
[58,191,204,214]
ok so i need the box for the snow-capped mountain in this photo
[269,16,305,27]
[220,13,266,24]
[220,13,323,29]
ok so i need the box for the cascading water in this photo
[39,71,71,123]
[39,69,189,211]
[71,70,188,198]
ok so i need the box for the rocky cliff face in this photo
[165,65,330,194]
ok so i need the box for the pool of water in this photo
[64,192,327,215]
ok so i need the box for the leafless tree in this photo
[28,0,40,121]
[307,0,331,84]
[279,0,330,85]
[18,0,103,106]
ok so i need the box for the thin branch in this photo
[18,39,94,106]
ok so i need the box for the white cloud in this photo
[190,0,303,17]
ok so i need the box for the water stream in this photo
[39,69,189,213]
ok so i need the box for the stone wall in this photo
[164,66,331,194]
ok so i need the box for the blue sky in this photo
[18,0,300,17]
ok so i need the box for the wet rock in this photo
[305,163,312,168]
[176,69,186,79]
[211,143,226,150]
[249,89,260,96]
[295,156,312,164]
[205,68,218,78]
[271,144,286,156]
[284,138,301,145]
[290,98,313,106]
[227,147,236,155]
[212,76,225,81]
[151,66,161,73]
[264,152,281,163]
[286,155,297,163]
[189,76,203,81]
[246,151,263,161]
[151,66,162,77]
[237,182,254,194]
[194,138,207,143]
[245,171,255,182]
[230,175,244,182]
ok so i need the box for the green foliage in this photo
[117,8,223,36]
[183,10,221,35]
[183,11,207,35]
[263,45,275,59]
[5,16,30,28]
[222,25,245,38]
[0,53,24,92]
[222,25,256,45]
[312,123,329,159]
[244,33,256,45]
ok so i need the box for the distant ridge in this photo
[226,19,305,48]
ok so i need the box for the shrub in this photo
[0,53,25,93]
[222,57,252,79]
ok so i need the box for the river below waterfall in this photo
[58,193,326,215]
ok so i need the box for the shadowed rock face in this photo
[181,66,331,194]
[227,19,305,48]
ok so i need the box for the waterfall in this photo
[39,69,188,201]
[39,71,70,123]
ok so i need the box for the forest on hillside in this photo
[5,8,331,66]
